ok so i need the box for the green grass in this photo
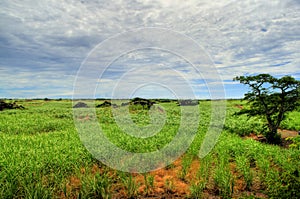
[281,111,300,131]
[0,130,94,198]
[0,99,299,198]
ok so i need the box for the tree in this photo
[234,74,300,144]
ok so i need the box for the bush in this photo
[286,136,300,150]
[96,101,118,108]
[0,100,24,111]
[224,114,264,136]
[73,102,88,108]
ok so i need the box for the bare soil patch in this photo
[62,157,271,198]
[234,104,244,110]
[277,129,299,138]
[245,129,299,148]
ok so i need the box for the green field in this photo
[0,99,299,198]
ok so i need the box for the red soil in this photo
[62,157,270,199]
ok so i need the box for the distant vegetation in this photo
[178,99,199,106]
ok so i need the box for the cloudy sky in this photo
[1,0,299,99]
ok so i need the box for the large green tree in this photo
[234,74,300,144]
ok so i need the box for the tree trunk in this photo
[266,125,281,144]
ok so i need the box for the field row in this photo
[0,100,299,198]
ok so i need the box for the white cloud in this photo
[0,0,299,98]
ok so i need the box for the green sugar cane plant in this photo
[190,154,212,198]
[119,172,139,198]
[79,172,112,199]
[143,173,154,195]
[179,155,193,181]
[235,155,253,190]
[214,151,234,198]
[0,99,299,198]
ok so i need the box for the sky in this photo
[0,0,299,99]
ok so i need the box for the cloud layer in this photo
[1,0,299,98]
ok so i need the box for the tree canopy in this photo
[234,74,300,144]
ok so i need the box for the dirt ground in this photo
[245,129,299,149]
[278,129,299,138]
